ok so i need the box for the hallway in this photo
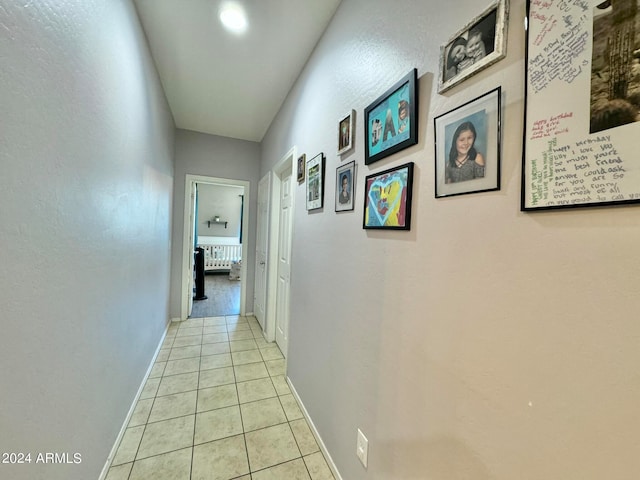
[106,315,334,480]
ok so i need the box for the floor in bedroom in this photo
[190,273,241,318]
[105,315,335,480]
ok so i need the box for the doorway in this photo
[181,175,250,320]
[259,147,296,357]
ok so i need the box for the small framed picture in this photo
[297,154,306,183]
[337,110,355,155]
[438,0,509,94]
[335,161,356,212]
[364,69,419,165]
[363,162,414,230]
[306,153,325,211]
[434,87,501,198]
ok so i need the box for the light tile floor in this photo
[106,315,335,480]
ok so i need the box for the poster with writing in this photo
[523,0,640,210]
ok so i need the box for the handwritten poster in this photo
[523,0,640,210]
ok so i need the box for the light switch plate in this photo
[356,428,368,468]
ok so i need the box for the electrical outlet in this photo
[356,428,368,468]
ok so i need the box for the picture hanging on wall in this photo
[434,87,501,198]
[306,153,325,211]
[363,162,414,230]
[297,154,306,183]
[364,69,418,165]
[522,0,640,210]
[335,161,356,212]
[438,0,509,94]
[338,110,355,155]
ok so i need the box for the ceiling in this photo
[133,0,342,142]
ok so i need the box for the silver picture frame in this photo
[438,0,509,94]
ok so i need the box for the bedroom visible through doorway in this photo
[183,176,249,319]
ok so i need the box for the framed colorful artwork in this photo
[364,69,419,165]
[363,162,414,230]
[434,87,501,197]
[306,153,325,211]
[438,0,509,93]
[335,161,356,212]
[338,110,355,155]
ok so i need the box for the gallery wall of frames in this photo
[296,0,640,231]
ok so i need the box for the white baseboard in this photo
[287,378,343,480]
[98,325,169,480]
[171,317,182,323]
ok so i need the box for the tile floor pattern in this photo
[106,315,335,480]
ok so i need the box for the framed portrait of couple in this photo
[438,0,509,93]
[434,87,501,198]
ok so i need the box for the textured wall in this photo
[170,129,260,318]
[0,1,174,478]
[260,0,640,479]
[197,184,245,240]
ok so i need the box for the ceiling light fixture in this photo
[219,2,248,34]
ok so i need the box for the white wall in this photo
[261,0,640,479]
[170,129,260,318]
[0,1,174,479]
[197,184,244,240]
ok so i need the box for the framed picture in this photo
[434,87,501,198]
[522,0,640,210]
[335,161,356,212]
[438,0,509,94]
[364,69,419,165]
[338,110,355,155]
[297,154,306,183]
[363,162,414,230]
[306,153,324,211]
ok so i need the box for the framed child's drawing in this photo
[363,162,414,230]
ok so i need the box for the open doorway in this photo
[181,174,250,320]
[190,182,245,318]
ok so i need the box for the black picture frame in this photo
[434,87,501,198]
[522,0,640,211]
[363,162,414,230]
[335,161,356,212]
[364,69,419,165]
[306,153,325,211]
[297,154,306,183]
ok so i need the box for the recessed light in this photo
[219,2,248,34]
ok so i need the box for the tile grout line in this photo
[228,316,254,478]
[110,316,309,479]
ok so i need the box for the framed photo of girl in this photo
[335,161,356,212]
[438,0,509,94]
[434,86,501,198]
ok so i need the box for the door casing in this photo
[181,174,251,320]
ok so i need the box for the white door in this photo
[254,173,270,331]
[275,171,293,355]
[187,182,197,317]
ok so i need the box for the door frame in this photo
[265,147,296,345]
[181,174,251,320]
[254,172,271,332]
